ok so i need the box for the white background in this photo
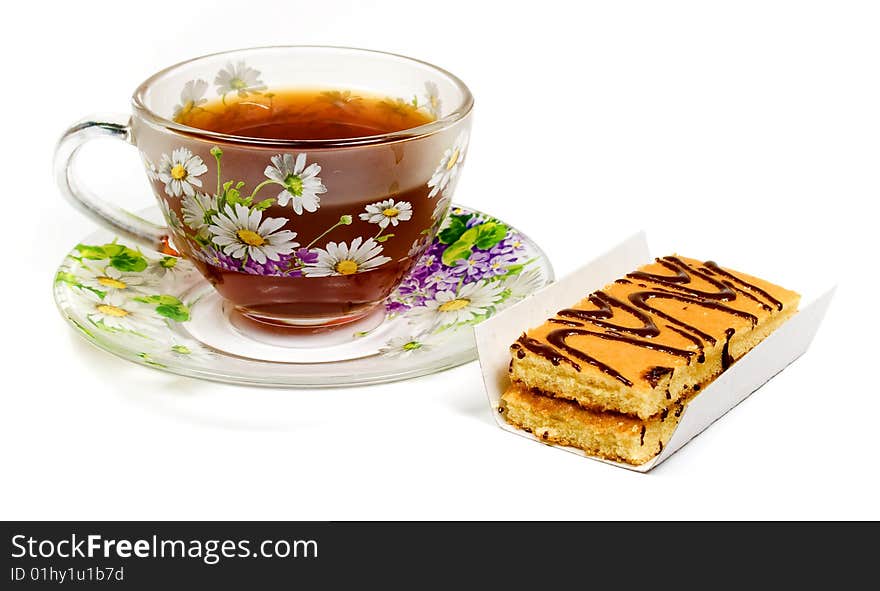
[1,0,877,520]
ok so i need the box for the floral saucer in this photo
[53,204,553,386]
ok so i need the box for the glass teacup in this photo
[55,46,473,327]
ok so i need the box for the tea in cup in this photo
[55,46,473,327]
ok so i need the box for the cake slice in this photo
[507,256,800,420]
[499,383,686,465]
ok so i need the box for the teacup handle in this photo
[54,114,168,251]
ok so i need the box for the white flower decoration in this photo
[215,61,266,97]
[158,148,208,197]
[408,236,430,258]
[378,332,449,358]
[173,79,208,118]
[79,265,159,296]
[148,255,196,285]
[74,288,165,334]
[302,237,391,277]
[147,336,216,365]
[431,194,451,222]
[427,131,469,199]
[140,152,159,181]
[181,191,218,232]
[209,203,299,264]
[359,198,413,229]
[408,280,503,328]
[423,81,441,116]
[157,197,182,231]
[500,268,545,303]
[264,153,327,215]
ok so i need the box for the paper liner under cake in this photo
[500,254,801,465]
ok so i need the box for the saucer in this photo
[53,204,553,386]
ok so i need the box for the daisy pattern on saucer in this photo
[215,61,266,97]
[427,131,468,198]
[264,153,327,215]
[378,331,448,359]
[359,198,413,229]
[408,280,503,329]
[80,265,159,296]
[158,148,208,197]
[139,336,215,365]
[173,79,208,118]
[74,289,165,334]
[209,203,299,264]
[181,191,218,232]
[501,268,545,302]
[148,255,196,285]
[302,237,391,277]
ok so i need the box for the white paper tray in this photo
[475,232,834,472]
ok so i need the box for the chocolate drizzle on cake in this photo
[558,291,661,337]
[518,257,782,386]
[643,366,674,387]
[721,328,736,370]
[515,335,580,371]
[703,261,784,311]
[628,256,738,302]
[544,329,633,386]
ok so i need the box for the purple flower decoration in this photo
[295,248,319,265]
[451,251,490,277]
[489,233,526,256]
[385,300,410,314]
[383,221,532,315]
[424,270,457,291]
[484,252,519,276]
[193,209,532,317]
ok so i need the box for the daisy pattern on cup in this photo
[173,79,208,119]
[408,236,431,259]
[158,148,208,197]
[181,192,218,233]
[140,152,159,181]
[431,194,452,222]
[209,203,299,264]
[215,61,266,97]
[359,198,413,229]
[423,81,441,117]
[263,153,327,215]
[157,197,182,232]
[427,131,469,198]
[302,237,391,277]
